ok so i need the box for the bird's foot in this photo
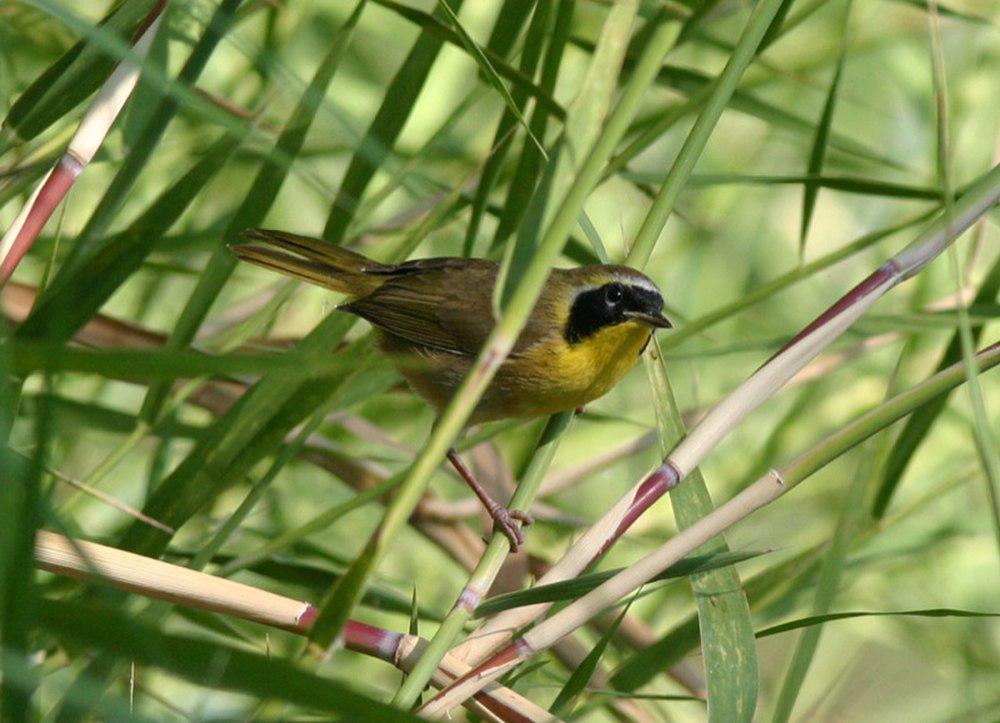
[489,505,533,551]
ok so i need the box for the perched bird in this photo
[232,229,671,549]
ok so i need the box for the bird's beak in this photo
[625,310,672,329]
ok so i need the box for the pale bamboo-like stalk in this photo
[31,531,552,723]
[420,341,1000,715]
[447,162,1000,670]
[0,4,164,281]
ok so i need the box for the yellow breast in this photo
[492,320,652,419]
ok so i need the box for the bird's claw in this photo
[491,507,533,551]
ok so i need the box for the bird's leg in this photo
[446,448,532,551]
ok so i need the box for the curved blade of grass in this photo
[800,3,850,257]
[323,0,465,243]
[475,549,765,617]
[645,341,758,722]
[38,599,421,721]
[677,173,941,200]
[549,599,632,717]
[370,0,564,121]
[436,0,543,155]
[757,608,1000,637]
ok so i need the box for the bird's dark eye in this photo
[605,285,623,305]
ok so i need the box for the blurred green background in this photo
[1,0,998,720]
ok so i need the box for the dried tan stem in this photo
[32,531,550,722]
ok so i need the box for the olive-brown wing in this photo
[342,260,498,355]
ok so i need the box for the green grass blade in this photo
[644,341,758,722]
[474,549,765,617]
[799,4,850,256]
[678,172,940,199]
[436,0,543,155]
[463,0,549,256]
[654,64,897,170]
[758,608,1000,637]
[370,0,564,121]
[549,600,632,717]
[626,0,789,267]
[490,0,574,252]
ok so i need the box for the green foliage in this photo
[1,0,997,720]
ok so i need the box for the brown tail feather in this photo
[231,229,386,297]
[239,228,381,273]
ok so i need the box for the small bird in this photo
[232,229,671,549]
